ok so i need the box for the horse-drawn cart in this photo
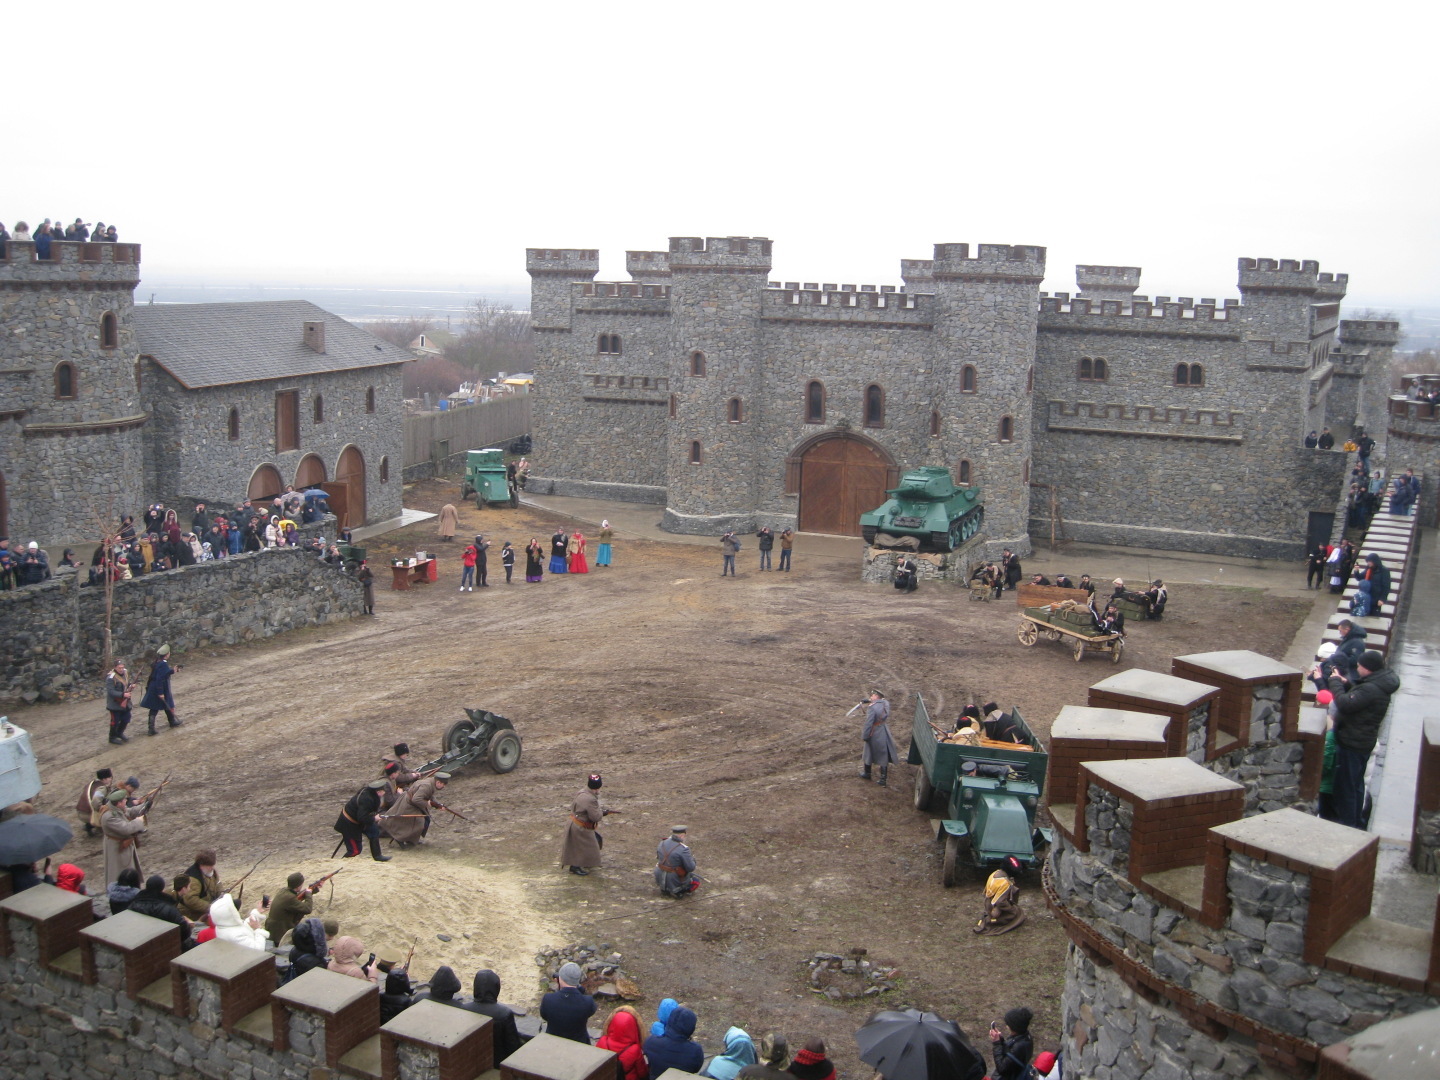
[1016,606,1124,663]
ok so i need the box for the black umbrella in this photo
[0,813,74,866]
[855,1008,986,1080]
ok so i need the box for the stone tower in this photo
[0,240,145,544]
[912,243,1046,549]
[662,237,773,534]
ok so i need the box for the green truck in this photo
[859,466,983,551]
[460,448,518,510]
[908,694,1052,885]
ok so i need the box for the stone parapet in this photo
[1171,650,1302,759]
[171,938,276,1033]
[501,1032,618,1080]
[1087,668,1219,760]
[79,908,182,1000]
[271,966,379,1066]
[0,883,93,971]
[382,998,494,1080]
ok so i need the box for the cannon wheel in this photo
[1111,637,1125,664]
[1017,621,1038,646]
[1073,639,1087,662]
[914,768,935,811]
[487,730,522,773]
[942,834,969,887]
[444,718,478,754]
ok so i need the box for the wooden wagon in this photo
[1016,606,1125,663]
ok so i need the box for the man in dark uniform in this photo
[335,778,393,861]
[654,825,700,896]
[382,743,421,789]
[860,690,899,786]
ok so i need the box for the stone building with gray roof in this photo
[0,239,407,547]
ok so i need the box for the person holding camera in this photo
[988,1007,1034,1080]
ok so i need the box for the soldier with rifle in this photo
[264,869,342,944]
[380,772,453,848]
[335,779,393,861]
[382,743,421,789]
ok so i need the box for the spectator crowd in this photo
[1,217,120,258]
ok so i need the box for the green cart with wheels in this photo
[460,448,519,510]
[416,708,523,776]
[907,694,1051,886]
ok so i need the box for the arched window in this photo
[727,398,743,423]
[54,362,76,399]
[960,365,977,393]
[929,410,941,437]
[1177,362,1204,386]
[228,407,240,441]
[599,333,622,355]
[689,440,702,465]
[380,456,390,482]
[864,384,885,428]
[365,387,376,413]
[956,460,971,485]
[313,394,325,423]
[805,380,825,423]
[999,416,1014,442]
[100,311,118,349]
[689,351,706,376]
[1079,357,1092,379]
[669,393,677,419]
[1094,357,1107,380]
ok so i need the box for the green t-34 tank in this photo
[859,466,984,551]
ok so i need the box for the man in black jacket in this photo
[334,779,393,861]
[1327,651,1401,830]
[989,1007,1034,1080]
[127,874,195,950]
[465,969,525,1061]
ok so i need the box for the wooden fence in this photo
[403,394,531,472]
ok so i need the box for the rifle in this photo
[142,772,174,803]
[230,848,279,906]
[436,804,473,824]
[301,866,344,898]
[403,936,418,971]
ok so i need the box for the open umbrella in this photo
[0,813,74,866]
[855,1008,986,1080]
[302,489,329,499]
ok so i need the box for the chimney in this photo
[303,320,326,354]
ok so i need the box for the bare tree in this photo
[367,317,435,351]
[444,297,534,379]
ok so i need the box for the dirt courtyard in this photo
[18,480,1310,1072]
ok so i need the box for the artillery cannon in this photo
[860,467,983,552]
[417,708,523,776]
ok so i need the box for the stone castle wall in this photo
[528,240,1378,558]
[0,545,362,706]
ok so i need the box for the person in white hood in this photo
[208,893,270,951]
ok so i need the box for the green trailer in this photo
[460,448,518,510]
[907,694,1052,886]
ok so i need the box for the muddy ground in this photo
[19,479,1309,1072]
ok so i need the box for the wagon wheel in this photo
[942,834,969,887]
[1047,629,1061,642]
[1111,637,1125,664]
[914,768,935,811]
[1017,621,1038,646]
[443,718,478,755]
[487,730,522,773]
[1073,638,1087,662]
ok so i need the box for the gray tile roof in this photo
[132,300,411,389]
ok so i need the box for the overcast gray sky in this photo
[10,1,1436,306]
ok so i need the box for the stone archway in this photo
[335,445,366,526]
[294,454,327,489]
[788,431,898,536]
[247,463,284,502]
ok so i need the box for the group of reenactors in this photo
[559,771,702,896]
[333,743,458,861]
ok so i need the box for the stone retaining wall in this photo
[0,545,363,706]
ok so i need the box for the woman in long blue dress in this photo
[548,530,569,574]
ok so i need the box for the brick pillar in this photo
[79,908,182,997]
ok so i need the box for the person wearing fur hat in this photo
[335,779,394,861]
[287,917,329,980]
[100,788,148,885]
[139,644,182,735]
[655,826,700,897]
[382,743,420,788]
[561,773,608,876]
[989,1007,1034,1080]
[541,961,597,1042]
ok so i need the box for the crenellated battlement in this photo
[927,242,1046,282]
[1314,271,1349,300]
[625,250,671,278]
[1076,264,1142,296]
[666,235,773,273]
[761,284,931,324]
[525,248,600,276]
[1237,257,1321,293]
[1039,294,1239,334]
[1340,319,1401,346]
[0,240,141,286]
[577,281,671,300]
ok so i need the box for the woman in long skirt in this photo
[568,532,589,574]
[549,530,569,574]
[525,538,545,583]
[595,520,613,567]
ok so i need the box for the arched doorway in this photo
[294,454,327,489]
[335,445,366,526]
[247,463,284,502]
[789,432,898,536]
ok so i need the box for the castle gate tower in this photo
[0,240,145,545]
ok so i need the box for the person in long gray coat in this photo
[860,690,898,786]
[654,826,700,896]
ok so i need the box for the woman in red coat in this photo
[598,1006,649,1080]
[568,532,590,574]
